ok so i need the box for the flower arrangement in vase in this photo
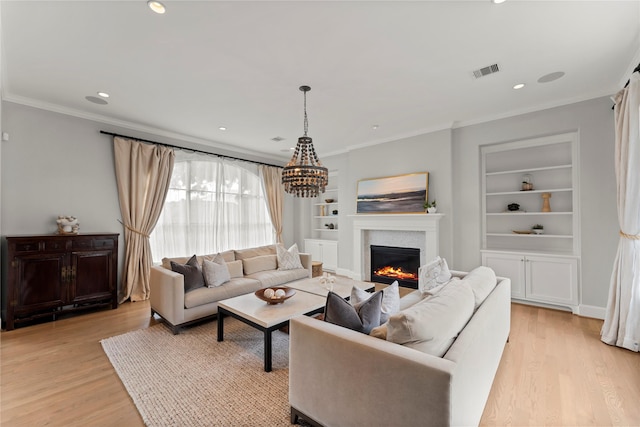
[424,200,437,214]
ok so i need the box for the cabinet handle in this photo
[61,266,67,282]
[71,266,76,282]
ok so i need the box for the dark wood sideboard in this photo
[2,233,119,330]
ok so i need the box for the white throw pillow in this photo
[202,253,231,288]
[351,281,400,324]
[418,256,452,294]
[276,243,304,270]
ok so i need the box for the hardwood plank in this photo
[2,300,638,426]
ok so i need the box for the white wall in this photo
[0,101,295,294]
[322,129,454,275]
[452,96,617,310]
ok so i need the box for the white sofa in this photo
[150,244,312,334]
[289,270,511,427]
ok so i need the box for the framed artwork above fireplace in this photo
[356,172,428,214]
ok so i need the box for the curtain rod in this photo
[100,130,283,169]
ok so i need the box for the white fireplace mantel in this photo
[348,213,443,281]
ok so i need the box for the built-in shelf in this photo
[486,212,572,216]
[486,188,572,196]
[485,164,572,176]
[486,233,573,238]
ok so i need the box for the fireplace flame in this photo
[373,266,418,281]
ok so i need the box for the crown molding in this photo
[1,93,287,164]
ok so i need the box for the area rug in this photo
[101,319,293,426]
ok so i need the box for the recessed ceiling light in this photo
[147,1,166,14]
[372,125,379,130]
[219,127,227,131]
[97,92,110,98]
[85,96,108,105]
[538,71,565,83]
[513,83,525,90]
[492,0,507,4]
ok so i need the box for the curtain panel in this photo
[259,165,284,243]
[601,72,640,352]
[114,137,175,302]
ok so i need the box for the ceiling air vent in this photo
[271,136,285,142]
[473,63,500,79]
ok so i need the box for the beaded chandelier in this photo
[282,85,328,197]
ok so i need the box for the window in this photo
[150,151,275,262]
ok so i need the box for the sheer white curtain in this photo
[601,72,640,352]
[149,151,275,262]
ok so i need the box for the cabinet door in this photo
[482,252,525,299]
[525,255,578,306]
[321,241,338,272]
[304,240,323,263]
[70,250,114,303]
[12,253,67,312]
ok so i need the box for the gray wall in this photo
[452,96,618,310]
[0,101,296,294]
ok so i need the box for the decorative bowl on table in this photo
[255,287,296,304]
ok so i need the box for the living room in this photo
[1,1,639,426]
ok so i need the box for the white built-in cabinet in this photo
[480,132,580,313]
[304,239,338,272]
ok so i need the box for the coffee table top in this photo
[286,276,375,299]
[218,289,326,329]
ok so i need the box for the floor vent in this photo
[473,63,500,79]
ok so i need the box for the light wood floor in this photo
[1,301,638,426]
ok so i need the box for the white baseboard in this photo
[336,268,355,278]
[578,304,606,320]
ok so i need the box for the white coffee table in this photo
[217,277,375,372]
[217,290,326,372]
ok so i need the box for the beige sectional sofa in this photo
[289,269,511,427]
[150,244,312,334]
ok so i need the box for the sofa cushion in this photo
[234,245,276,260]
[202,253,231,288]
[242,254,277,275]
[184,277,262,309]
[276,243,304,270]
[245,268,309,288]
[226,260,244,278]
[170,255,205,293]
[418,256,452,294]
[386,280,475,357]
[324,290,383,334]
[161,250,235,270]
[351,280,400,324]
[463,266,498,310]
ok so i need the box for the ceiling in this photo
[2,1,639,161]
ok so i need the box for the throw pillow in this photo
[324,290,383,334]
[242,254,277,275]
[226,260,244,278]
[276,243,304,270]
[350,281,400,324]
[170,254,205,293]
[202,253,231,288]
[418,256,452,294]
[463,266,498,309]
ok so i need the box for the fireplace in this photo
[370,245,420,289]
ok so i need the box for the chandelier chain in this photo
[303,90,308,137]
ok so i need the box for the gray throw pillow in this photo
[202,253,231,288]
[351,281,400,324]
[324,290,383,334]
[170,255,205,293]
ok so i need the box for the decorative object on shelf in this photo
[507,203,520,211]
[521,174,534,191]
[424,199,437,214]
[325,223,335,229]
[532,224,544,235]
[512,230,533,234]
[56,215,79,234]
[320,205,326,216]
[282,85,328,198]
[332,209,338,215]
[255,286,296,304]
[541,192,552,212]
[324,198,335,203]
[356,172,429,214]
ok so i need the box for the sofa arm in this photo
[150,266,185,326]
[298,252,312,278]
[289,316,456,427]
